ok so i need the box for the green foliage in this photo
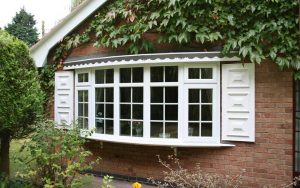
[5,8,39,47]
[38,64,56,115]
[16,120,99,188]
[0,30,43,139]
[54,0,300,73]
[101,175,114,188]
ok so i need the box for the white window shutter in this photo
[222,63,255,142]
[55,71,74,126]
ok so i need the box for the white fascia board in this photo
[30,0,107,67]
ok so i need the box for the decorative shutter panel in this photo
[222,63,255,142]
[55,71,74,126]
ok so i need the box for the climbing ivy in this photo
[54,0,300,75]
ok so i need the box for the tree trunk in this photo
[0,133,10,176]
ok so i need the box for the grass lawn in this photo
[10,138,31,177]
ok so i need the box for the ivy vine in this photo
[54,0,300,76]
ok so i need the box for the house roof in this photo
[30,0,107,67]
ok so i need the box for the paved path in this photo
[84,176,156,188]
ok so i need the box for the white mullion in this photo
[114,67,120,137]
[199,89,202,137]
[130,87,133,136]
[178,64,184,141]
[163,87,165,138]
[144,65,150,139]
[104,88,106,134]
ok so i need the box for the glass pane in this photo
[83,118,88,129]
[84,103,88,116]
[165,87,178,103]
[133,87,143,103]
[201,68,213,79]
[83,91,88,102]
[165,105,178,120]
[106,88,114,102]
[96,104,104,118]
[95,119,104,134]
[132,121,143,137]
[106,120,113,134]
[165,122,178,138]
[78,117,83,129]
[120,88,131,102]
[151,105,163,120]
[165,66,178,82]
[201,89,212,103]
[133,105,143,119]
[78,91,84,102]
[95,70,104,84]
[151,67,163,82]
[120,68,131,83]
[188,68,200,79]
[120,121,131,136]
[120,104,131,119]
[201,105,212,121]
[96,88,104,102]
[150,122,163,138]
[189,89,200,103]
[133,67,143,83]
[78,103,83,116]
[106,104,113,118]
[189,123,199,136]
[189,105,199,121]
[151,87,163,103]
[106,69,114,83]
[201,123,212,136]
[78,73,88,82]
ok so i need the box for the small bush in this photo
[149,155,244,188]
[16,120,99,188]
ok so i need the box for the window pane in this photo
[201,123,212,136]
[106,120,113,135]
[151,122,163,138]
[165,66,178,82]
[151,67,163,82]
[189,89,200,103]
[96,88,104,102]
[165,105,178,120]
[151,87,163,103]
[201,68,213,79]
[133,87,143,103]
[132,121,143,137]
[78,117,83,129]
[165,122,178,138]
[78,103,83,116]
[201,105,212,121]
[106,104,113,118]
[133,67,143,83]
[120,88,131,102]
[151,105,163,120]
[120,104,131,119]
[120,68,131,83]
[84,104,88,116]
[106,88,114,102]
[78,73,88,82]
[201,89,212,103]
[189,123,199,136]
[95,70,104,84]
[106,69,114,83]
[188,68,200,79]
[96,104,104,118]
[120,121,131,136]
[83,118,89,129]
[133,105,143,119]
[95,119,104,134]
[78,91,84,102]
[189,105,199,121]
[165,87,178,103]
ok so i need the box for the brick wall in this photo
[80,61,294,187]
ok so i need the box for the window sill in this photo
[86,134,235,148]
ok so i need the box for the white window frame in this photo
[74,62,231,147]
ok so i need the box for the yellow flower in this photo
[132,182,142,188]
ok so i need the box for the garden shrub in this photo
[16,120,99,188]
